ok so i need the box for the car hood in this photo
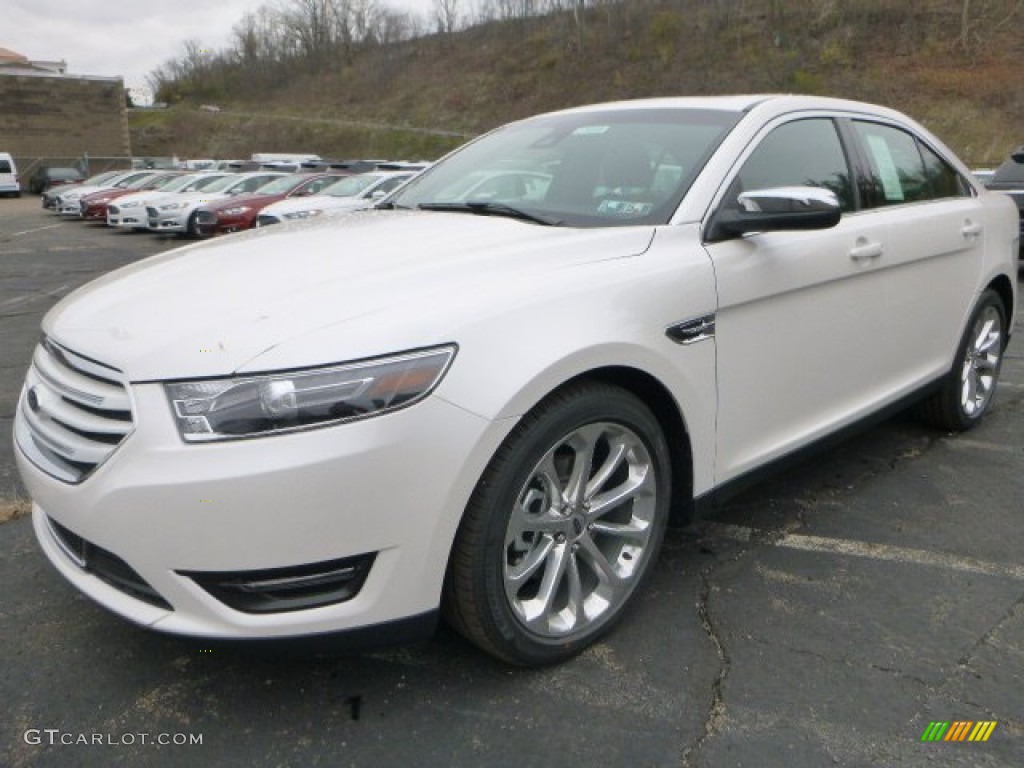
[148,190,233,208]
[261,194,361,216]
[43,212,655,381]
[203,192,284,212]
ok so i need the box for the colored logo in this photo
[921,721,997,742]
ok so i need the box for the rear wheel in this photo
[444,383,671,665]
[916,289,1007,431]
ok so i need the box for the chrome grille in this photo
[15,338,133,483]
[146,206,159,218]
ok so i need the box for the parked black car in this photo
[985,147,1024,264]
[28,166,84,195]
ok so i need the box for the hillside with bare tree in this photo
[133,0,1024,165]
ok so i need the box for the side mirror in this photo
[368,190,388,200]
[1011,146,1024,164]
[707,186,841,242]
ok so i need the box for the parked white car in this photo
[255,171,417,226]
[15,96,1018,665]
[144,172,286,235]
[107,173,233,230]
[54,170,158,216]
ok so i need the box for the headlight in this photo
[282,209,324,220]
[91,197,113,205]
[158,201,188,211]
[222,206,251,217]
[120,200,141,209]
[165,346,456,442]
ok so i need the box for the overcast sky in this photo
[5,0,439,103]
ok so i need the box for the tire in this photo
[443,382,671,665]
[186,211,200,238]
[916,289,1007,431]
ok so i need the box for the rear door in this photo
[845,119,983,390]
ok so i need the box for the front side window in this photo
[853,121,968,206]
[727,118,854,211]
[390,108,741,227]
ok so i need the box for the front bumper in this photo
[107,207,148,229]
[17,382,503,639]
[147,207,189,233]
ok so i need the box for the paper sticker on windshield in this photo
[865,134,905,202]
[572,125,610,136]
[598,200,653,216]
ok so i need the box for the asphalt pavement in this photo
[1,196,1021,767]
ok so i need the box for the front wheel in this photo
[916,289,1007,431]
[444,383,671,665]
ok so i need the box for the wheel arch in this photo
[547,365,695,526]
[986,274,1015,343]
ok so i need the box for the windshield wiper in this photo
[417,201,562,226]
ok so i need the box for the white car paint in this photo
[15,95,1018,659]
[106,173,232,229]
[255,171,416,225]
[53,171,158,216]
[144,172,286,234]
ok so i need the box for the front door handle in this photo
[849,241,883,261]
[960,221,983,238]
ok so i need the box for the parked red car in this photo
[78,172,183,221]
[192,174,343,237]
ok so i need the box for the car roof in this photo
[546,94,915,123]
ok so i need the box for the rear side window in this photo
[0,160,11,173]
[853,121,968,206]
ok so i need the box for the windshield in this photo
[991,157,1024,184]
[390,108,741,227]
[49,168,81,180]
[140,174,182,190]
[253,174,307,195]
[202,175,245,194]
[180,174,230,193]
[320,174,381,197]
[83,172,118,185]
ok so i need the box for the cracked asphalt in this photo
[1,196,1021,767]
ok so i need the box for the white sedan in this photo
[15,95,1018,665]
[254,170,417,226]
[144,172,286,235]
[53,170,159,216]
[107,173,233,230]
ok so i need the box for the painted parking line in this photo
[703,523,1024,580]
[0,283,70,310]
[10,223,63,237]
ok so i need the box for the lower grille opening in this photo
[182,553,376,614]
[47,517,173,611]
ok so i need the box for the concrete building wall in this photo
[0,72,131,170]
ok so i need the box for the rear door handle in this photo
[849,241,883,261]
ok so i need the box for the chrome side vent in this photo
[666,314,716,345]
[14,338,134,483]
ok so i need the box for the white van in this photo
[0,153,20,197]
